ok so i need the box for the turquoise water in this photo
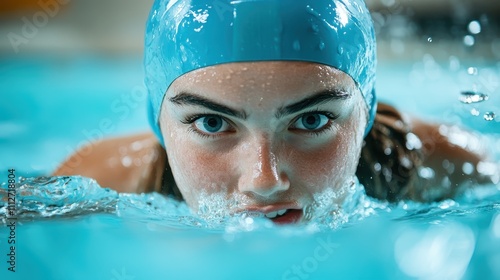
[1,56,500,279]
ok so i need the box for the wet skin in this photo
[159,61,368,222]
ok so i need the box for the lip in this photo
[235,203,303,225]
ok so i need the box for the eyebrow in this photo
[169,89,350,120]
[275,89,351,118]
[169,92,248,119]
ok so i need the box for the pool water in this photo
[1,55,500,280]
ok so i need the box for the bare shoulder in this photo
[358,102,498,202]
[407,116,496,191]
[52,133,166,193]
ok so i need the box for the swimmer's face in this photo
[159,61,367,224]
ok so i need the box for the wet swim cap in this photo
[145,0,377,144]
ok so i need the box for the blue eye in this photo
[194,116,229,134]
[293,113,330,131]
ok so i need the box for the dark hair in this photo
[356,103,424,202]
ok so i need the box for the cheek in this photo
[290,135,358,191]
[288,109,365,192]
[162,119,235,204]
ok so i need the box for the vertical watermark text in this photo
[5,169,17,273]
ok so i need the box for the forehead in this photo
[168,61,359,100]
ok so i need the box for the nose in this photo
[238,138,290,198]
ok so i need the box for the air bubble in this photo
[427,37,432,43]
[484,112,496,121]
[459,91,488,104]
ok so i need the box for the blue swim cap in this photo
[145,0,377,144]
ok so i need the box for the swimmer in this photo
[53,0,497,224]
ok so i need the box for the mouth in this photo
[237,205,303,225]
[263,209,303,225]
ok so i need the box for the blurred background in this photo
[1,0,500,177]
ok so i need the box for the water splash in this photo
[302,177,386,230]
[459,91,489,104]
[0,176,117,223]
[484,112,496,121]
[0,176,192,226]
[1,175,384,232]
[3,176,498,233]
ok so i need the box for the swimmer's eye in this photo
[290,111,338,135]
[182,114,233,136]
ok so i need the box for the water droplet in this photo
[427,37,432,43]
[462,162,474,175]
[306,5,321,17]
[337,46,344,55]
[463,35,475,47]
[459,91,489,104]
[311,22,320,33]
[470,108,480,116]
[467,67,478,75]
[293,40,301,51]
[468,20,481,34]
[121,156,132,167]
[484,112,496,121]
[418,167,435,179]
[319,41,325,50]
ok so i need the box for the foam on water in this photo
[4,175,498,231]
[194,176,388,231]
[0,176,384,232]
